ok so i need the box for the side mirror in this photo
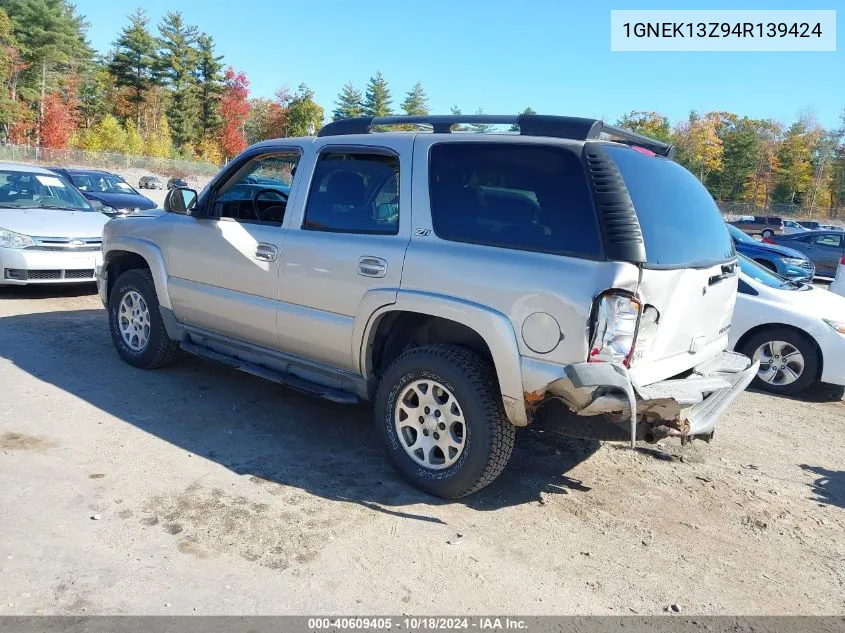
[164,187,198,214]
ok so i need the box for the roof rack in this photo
[317,114,675,158]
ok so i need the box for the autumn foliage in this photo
[219,66,250,159]
[39,92,74,149]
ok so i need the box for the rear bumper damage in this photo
[522,351,759,446]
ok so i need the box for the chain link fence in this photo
[0,144,222,178]
[718,201,843,222]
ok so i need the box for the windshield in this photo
[71,172,136,195]
[727,223,757,244]
[606,145,735,268]
[0,170,94,211]
[738,254,799,290]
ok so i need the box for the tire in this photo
[108,268,179,369]
[753,258,777,273]
[741,327,819,395]
[761,229,774,238]
[375,344,516,498]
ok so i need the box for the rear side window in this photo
[303,151,399,234]
[428,143,601,257]
[605,145,735,268]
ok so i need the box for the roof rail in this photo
[317,114,675,158]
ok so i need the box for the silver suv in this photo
[98,114,758,498]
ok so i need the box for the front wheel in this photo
[108,269,179,369]
[761,229,774,238]
[742,327,819,395]
[375,344,516,498]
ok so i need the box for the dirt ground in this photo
[0,286,842,615]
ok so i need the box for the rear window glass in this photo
[428,143,601,257]
[605,145,735,268]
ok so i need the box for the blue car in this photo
[727,224,815,282]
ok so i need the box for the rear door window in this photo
[811,234,843,248]
[428,142,601,257]
[604,145,735,268]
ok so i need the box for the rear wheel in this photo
[761,229,774,238]
[375,344,515,498]
[742,327,819,395]
[108,269,179,369]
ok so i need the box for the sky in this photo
[72,0,843,128]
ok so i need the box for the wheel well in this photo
[735,322,823,380]
[369,312,494,378]
[105,251,150,301]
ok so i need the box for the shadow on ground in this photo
[0,282,98,300]
[0,307,601,515]
[799,464,845,509]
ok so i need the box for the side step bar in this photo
[180,340,359,405]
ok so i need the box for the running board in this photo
[180,340,359,405]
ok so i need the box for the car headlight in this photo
[0,227,35,249]
[823,319,845,335]
[780,257,807,266]
[100,205,117,215]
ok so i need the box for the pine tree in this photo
[400,81,428,116]
[510,106,536,131]
[108,9,157,127]
[156,11,199,150]
[363,71,391,117]
[194,32,224,138]
[1,0,91,144]
[332,82,363,121]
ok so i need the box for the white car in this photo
[0,162,107,286]
[782,219,808,235]
[730,254,845,395]
[830,256,845,298]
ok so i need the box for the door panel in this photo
[164,215,286,349]
[276,137,414,373]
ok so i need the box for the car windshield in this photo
[0,169,94,211]
[738,254,802,290]
[727,223,756,244]
[71,172,136,195]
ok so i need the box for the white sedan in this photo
[729,255,845,395]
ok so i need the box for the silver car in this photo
[0,162,107,286]
[99,114,757,498]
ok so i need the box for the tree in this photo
[0,6,27,142]
[123,120,143,154]
[400,81,428,116]
[615,110,672,142]
[76,59,112,129]
[773,117,823,205]
[156,11,199,150]
[73,113,126,152]
[673,111,724,184]
[219,66,249,159]
[108,8,157,127]
[1,0,91,144]
[469,107,491,133]
[332,82,363,121]
[194,32,223,138]
[510,106,536,131]
[244,96,286,143]
[285,83,323,137]
[144,114,172,157]
[363,71,391,117]
[39,90,72,147]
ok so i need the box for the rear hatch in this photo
[603,145,738,385]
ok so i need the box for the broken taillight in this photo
[589,293,641,367]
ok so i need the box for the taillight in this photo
[762,236,775,244]
[840,255,845,266]
[589,293,641,367]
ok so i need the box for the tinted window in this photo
[303,152,399,234]
[606,145,734,268]
[767,216,782,224]
[811,234,842,248]
[428,143,601,257]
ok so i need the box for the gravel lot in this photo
[0,287,843,615]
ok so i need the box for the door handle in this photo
[254,243,278,262]
[357,256,387,278]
